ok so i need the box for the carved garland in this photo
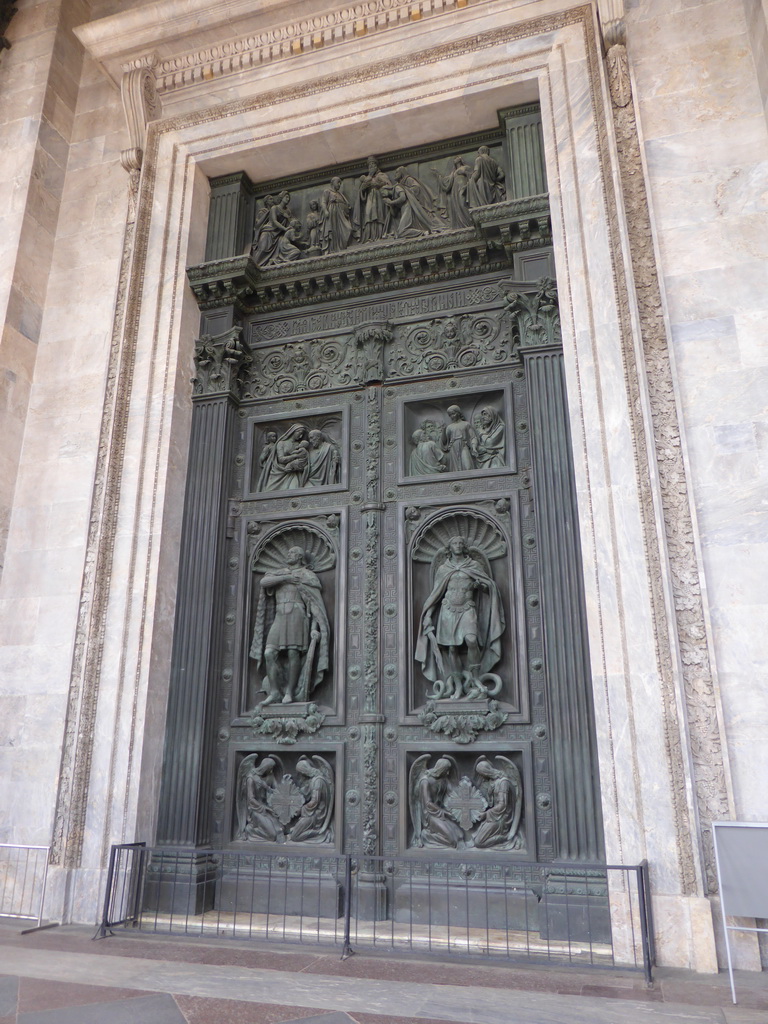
[600,29,730,893]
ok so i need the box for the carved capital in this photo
[353,321,394,383]
[499,277,561,353]
[120,54,161,173]
[192,326,252,399]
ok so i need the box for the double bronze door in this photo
[218,352,556,863]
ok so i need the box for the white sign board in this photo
[713,821,768,1004]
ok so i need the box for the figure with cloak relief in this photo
[472,756,523,850]
[409,428,447,476]
[473,407,506,469]
[321,176,356,253]
[467,146,506,208]
[287,755,335,843]
[260,423,310,491]
[307,429,341,486]
[249,538,332,706]
[414,522,506,700]
[442,405,478,472]
[354,157,392,243]
[431,155,473,228]
[235,754,284,843]
[409,755,464,848]
[383,166,446,238]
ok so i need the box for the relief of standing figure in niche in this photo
[412,512,508,704]
[249,528,335,708]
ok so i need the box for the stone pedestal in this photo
[143,850,218,917]
[218,871,343,920]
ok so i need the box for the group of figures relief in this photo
[236,753,334,844]
[257,423,341,492]
[409,754,523,850]
[251,149,506,267]
[409,403,506,477]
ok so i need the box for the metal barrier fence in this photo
[100,845,654,982]
[0,844,50,927]
[98,842,146,937]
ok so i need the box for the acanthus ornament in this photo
[500,277,562,353]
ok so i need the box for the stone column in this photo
[504,280,603,864]
[153,322,251,911]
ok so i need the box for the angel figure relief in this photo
[473,755,523,850]
[249,529,335,708]
[235,753,335,844]
[414,516,506,701]
[235,754,285,843]
[409,755,465,848]
[408,753,524,851]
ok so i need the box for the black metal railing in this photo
[99,845,654,981]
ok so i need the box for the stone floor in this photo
[0,923,766,1024]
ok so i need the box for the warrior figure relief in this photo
[415,535,505,700]
[250,541,332,706]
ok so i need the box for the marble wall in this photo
[629,0,768,843]
[0,0,765,971]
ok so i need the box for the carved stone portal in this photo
[235,752,335,844]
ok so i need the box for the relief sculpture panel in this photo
[246,523,338,722]
[249,411,346,496]
[407,752,526,853]
[401,387,513,482]
[249,146,507,266]
[405,507,527,737]
[235,752,336,845]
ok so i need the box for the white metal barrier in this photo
[0,844,50,927]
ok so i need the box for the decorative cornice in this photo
[75,0,486,93]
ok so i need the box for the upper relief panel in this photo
[188,109,550,315]
[249,145,506,268]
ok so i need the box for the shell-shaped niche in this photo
[412,510,507,564]
[252,525,336,573]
